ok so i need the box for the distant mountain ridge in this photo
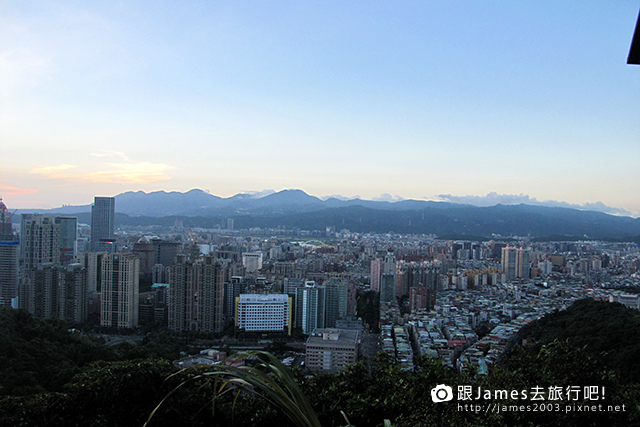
[29,189,463,217]
[14,189,640,240]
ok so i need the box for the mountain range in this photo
[30,189,465,217]
[16,189,640,241]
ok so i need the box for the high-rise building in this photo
[60,263,88,324]
[152,263,169,284]
[101,253,139,328]
[91,197,115,252]
[324,280,348,328]
[501,247,518,280]
[168,255,225,333]
[283,277,304,296]
[0,241,19,307]
[370,258,382,292]
[224,276,243,321]
[409,284,436,313]
[501,247,531,280]
[132,238,155,278]
[78,251,106,294]
[380,273,396,303]
[152,239,181,268]
[0,198,13,241]
[295,283,325,335]
[0,199,18,306]
[18,261,88,324]
[20,214,61,271]
[517,249,531,279]
[235,294,292,334]
[152,283,169,326]
[19,263,59,319]
[56,216,77,266]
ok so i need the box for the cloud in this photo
[29,164,78,178]
[372,193,406,202]
[84,161,174,184]
[0,184,37,197]
[90,151,130,161]
[436,192,633,216]
[238,189,276,198]
[29,156,174,185]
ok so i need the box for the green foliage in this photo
[2,300,640,426]
[0,359,228,427]
[113,330,186,361]
[146,351,319,427]
[301,355,477,427]
[488,341,620,426]
[0,392,74,427]
[517,299,640,384]
[0,308,116,396]
[65,359,181,426]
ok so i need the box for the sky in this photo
[1,1,639,215]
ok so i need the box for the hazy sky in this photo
[1,1,639,214]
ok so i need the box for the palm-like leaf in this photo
[145,350,321,427]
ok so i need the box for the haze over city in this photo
[1,2,639,215]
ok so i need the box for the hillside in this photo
[15,189,640,240]
[1,302,639,426]
[514,298,640,384]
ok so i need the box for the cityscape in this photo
[1,193,639,424]
[2,1,639,425]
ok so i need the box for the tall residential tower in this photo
[0,199,18,306]
[20,214,60,271]
[168,255,225,334]
[101,253,139,328]
[91,197,115,252]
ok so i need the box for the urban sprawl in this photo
[1,196,639,374]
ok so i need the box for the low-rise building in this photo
[305,328,359,372]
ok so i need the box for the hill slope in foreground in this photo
[1,300,639,426]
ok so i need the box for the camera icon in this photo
[431,384,453,403]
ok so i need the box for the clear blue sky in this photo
[1,1,639,214]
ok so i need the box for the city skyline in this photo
[2,2,639,214]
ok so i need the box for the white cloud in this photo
[371,193,405,202]
[90,151,130,161]
[29,155,174,185]
[238,189,276,198]
[29,164,77,176]
[436,192,634,217]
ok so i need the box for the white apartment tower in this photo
[20,214,60,271]
[101,253,139,328]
